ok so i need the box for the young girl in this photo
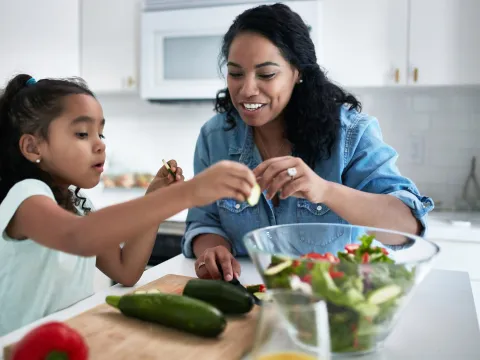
[0,74,257,335]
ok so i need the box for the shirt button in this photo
[235,204,241,209]
[422,201,431,208]
[316,205,323,211]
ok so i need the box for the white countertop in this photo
[427,211,480,242]
[1,255,480,359]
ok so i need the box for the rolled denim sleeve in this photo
[181,127,235,258]
[342,114,434,242]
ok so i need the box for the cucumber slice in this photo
[162,159,176,177]
[354,302,380,317]
[247,183,261,206]
[245,284,262,294]
[253,292,270,301]
[147,289,161,294]
[367,284,402,305]
[264,260,293,275]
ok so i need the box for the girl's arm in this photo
[96,162,183,286]
[95,227,159,286]
[7,160,257,275]
[8,180,193,257]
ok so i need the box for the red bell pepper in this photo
[325,252,340,264]
[301,274,313,284]
[302,252,326,260]
[10,321,88,360]
[344,244,360,254]
[259,284,266,293]
[302,252,339,263]
[328,264,344,279]
[362,252,370,264]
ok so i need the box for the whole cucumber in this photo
[106,293,226,337]
[183,279,255,314]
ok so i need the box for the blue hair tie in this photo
[26,78,36,86]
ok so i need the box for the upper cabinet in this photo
[321,0,480,87]
[80,0,141,93]
[1,0,478,90]
[408,0,480,86]
[321,0,408,87]
[0,0,80,86]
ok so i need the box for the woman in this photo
[181,3,434,281]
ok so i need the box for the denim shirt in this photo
[182,105,434,258]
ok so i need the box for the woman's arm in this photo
[193,233,232,258]
[254,116,433,246]
[322,182,421,244]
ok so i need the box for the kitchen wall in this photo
[94,85,480,211]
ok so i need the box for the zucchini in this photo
[106,293,226,337]
[183,279,255,314]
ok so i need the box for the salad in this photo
[259,234,416,354]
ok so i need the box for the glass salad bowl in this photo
[243,223,440,357]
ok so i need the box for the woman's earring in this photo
[299,79,303,83]
[35,159,41,164]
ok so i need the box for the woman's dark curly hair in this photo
[0,74,94,214]
[215,3,361,169]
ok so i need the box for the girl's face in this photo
[36,94,106,189]
[226,32,300,128]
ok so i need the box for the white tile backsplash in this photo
[95,86,480,210]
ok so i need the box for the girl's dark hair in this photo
[215,3,361,168]
[0,73,95,214]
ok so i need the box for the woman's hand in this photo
[146,159,184,195]
[187,160,257,207]
[253,156,330,203]
[194,245,241,281]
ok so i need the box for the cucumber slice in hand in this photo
[248,183,261,206]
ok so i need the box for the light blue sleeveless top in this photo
[0,179,96,335]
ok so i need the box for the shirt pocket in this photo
[296,199,345,247]
[217,199,261,250]
[218,199,258,214]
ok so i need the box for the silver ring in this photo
[198,261,206,268]
[287,167,297,179]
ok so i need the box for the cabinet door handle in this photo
[127,76,136,87]
[413,68,419,83]
[395,68,400,83]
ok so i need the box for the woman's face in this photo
[226,32,300,127]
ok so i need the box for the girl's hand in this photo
[253,156,329,203]
[187,160,257,207]
[146,159,184,195]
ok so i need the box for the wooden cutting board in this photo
[3,274,259,360]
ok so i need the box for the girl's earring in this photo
[299,79,303,83]
[35,158,41,164]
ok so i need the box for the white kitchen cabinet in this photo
[0,0,80,86]
[408,0,480,86]
[80,0,141,93]
[321,0,408,87]
[322,0,480,87]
